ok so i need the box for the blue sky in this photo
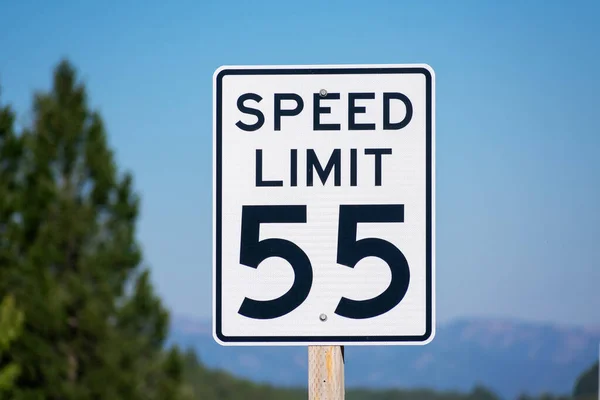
[1,0,598,327]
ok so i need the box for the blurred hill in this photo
[171,316,600,400]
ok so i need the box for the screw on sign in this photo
[213,64,436,399]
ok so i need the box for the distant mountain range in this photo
[169,316,600,400]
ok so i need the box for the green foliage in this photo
[573,361,599,399]
[0,61,184,399]
[0,295,24,394]
[179,350,306,400]
[517,393,572,400]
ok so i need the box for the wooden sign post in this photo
[308,346,345,400]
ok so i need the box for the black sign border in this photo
[214,66,434,344]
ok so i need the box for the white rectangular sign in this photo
[213,64,435,346]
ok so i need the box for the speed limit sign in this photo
[213,64,435,346]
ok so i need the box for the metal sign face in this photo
[213,64,435,346]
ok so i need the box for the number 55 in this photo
[237,204,410,320]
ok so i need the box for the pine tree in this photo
[0,294,24,396]
[0,88,23,291]
[573,361,599,399]
[0,60,183,399]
